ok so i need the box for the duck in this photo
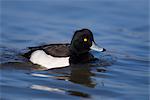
[23,29,106,69]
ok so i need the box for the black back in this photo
[23,43,70,58]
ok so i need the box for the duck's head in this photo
[70,29,106,55]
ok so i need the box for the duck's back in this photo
[23,43,71,59]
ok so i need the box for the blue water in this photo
[0,0,149,100]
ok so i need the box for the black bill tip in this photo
[102,48,106,52]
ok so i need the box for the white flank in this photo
[30,50,69,69]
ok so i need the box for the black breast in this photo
[69,52,95,64]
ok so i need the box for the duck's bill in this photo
[90,42,106,52]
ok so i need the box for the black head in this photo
[70,29,101,55]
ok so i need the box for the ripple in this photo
[30,84,65,93]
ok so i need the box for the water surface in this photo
[0,0,149,100]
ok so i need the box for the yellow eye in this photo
[83,38,88,42]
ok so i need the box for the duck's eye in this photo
[83,38,88,42]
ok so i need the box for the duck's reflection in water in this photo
[47,64,106,98]
[66,64,96,98]
[48,64,97,88]
[69,64,96,88]
[30,65,95,98]
[31,64,106,98]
